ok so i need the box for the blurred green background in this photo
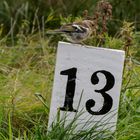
[0,0,140,139]
[0,0,139,36]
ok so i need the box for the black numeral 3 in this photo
[86,70,115,115]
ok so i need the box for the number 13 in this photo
[60,67,115,115]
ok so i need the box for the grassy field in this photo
[0,2,140,138]
[0,26,140,139]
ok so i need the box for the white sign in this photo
[48,41,125,131]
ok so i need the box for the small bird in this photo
[49,20,96,44]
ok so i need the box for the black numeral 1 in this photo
[60,67,77,112]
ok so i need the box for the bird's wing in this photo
[60,24,76,32]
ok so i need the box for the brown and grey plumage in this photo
[49,20,96,43]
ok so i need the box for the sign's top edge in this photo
[58,41,125,54]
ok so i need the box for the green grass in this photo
[0,24,140,139]
[0,35,56,139]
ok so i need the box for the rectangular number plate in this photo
[48,41,125,131]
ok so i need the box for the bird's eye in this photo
[75,28,78,31]
[73,25,82,32]
[75,27,80,31]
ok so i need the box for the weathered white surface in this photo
[48,41,125,131]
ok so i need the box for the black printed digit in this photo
[60,67,77,112]
[86,70,115,115]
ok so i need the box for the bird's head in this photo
[82,20,97,34]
